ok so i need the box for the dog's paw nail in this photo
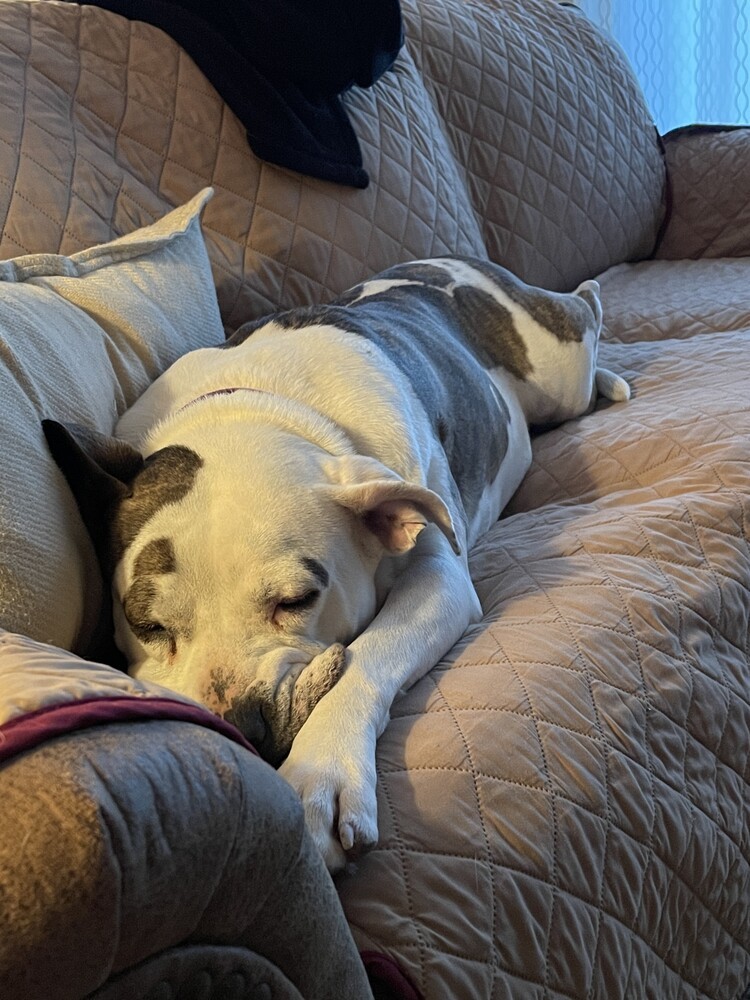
[340,821,355,852]
[338,818,378,859]
[321,837,348,874]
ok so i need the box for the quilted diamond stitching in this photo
[1,0,665,335]
[339,319,750,996]
[0,1,490,326]
[403,0,665,291]
[1,2,747,996]
[599,258,750,345]
[657,128,750,261]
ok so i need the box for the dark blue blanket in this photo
[57,0,403,188]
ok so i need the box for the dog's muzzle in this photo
[223,643,347,766]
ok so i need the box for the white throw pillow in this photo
[0,187,223,654]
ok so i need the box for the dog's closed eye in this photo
[274,590,320,621]
[131,619,177,657]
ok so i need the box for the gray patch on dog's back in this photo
[343,264,533,379]
[219,257,571,522]
[225,257,593,357]
[449,284,532,379]
[133,537,176,577]
[114,446,202,560]
[223,314,272,348]
[269,280,512,523]
[468,258,591,342]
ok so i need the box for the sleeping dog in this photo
[44,256,629,871]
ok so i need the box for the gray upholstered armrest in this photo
[655,125,750,259]
[0,722,373,1000]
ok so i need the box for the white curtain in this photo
[575,0,750,134]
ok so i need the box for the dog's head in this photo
[43,414,457,763]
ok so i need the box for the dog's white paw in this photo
[278,720,379,873]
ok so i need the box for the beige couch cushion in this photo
[0,188,223,652]
[597,257,750,344]
[0,0,485,332]
[656,126,750,261]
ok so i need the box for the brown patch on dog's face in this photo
[112,446,203,562]
[133,537,176,577]
[122,577,160,645]
[121,537,184,653]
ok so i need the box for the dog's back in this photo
[227,255,601,528]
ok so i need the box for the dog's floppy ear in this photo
[323,454,460,556]
[42,419,144,567]
[42,420,145,670]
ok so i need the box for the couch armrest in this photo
[0,721,373,1000]
[655,125,750,260]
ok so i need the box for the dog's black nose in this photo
[223,699,267,748]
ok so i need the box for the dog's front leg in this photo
[278,541,479,872]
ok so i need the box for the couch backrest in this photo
[405,0,667,290]
[0,0,665,329]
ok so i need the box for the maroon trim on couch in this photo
[360,950,423,1000]
[652,126,671,254]
[0,695,258,764]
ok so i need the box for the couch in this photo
[0,1,748,998]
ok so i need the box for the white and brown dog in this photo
[44,256,629,871]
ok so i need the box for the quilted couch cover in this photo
[0,1,748,999]
[0,0,663,323]
[339,303,750,998]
